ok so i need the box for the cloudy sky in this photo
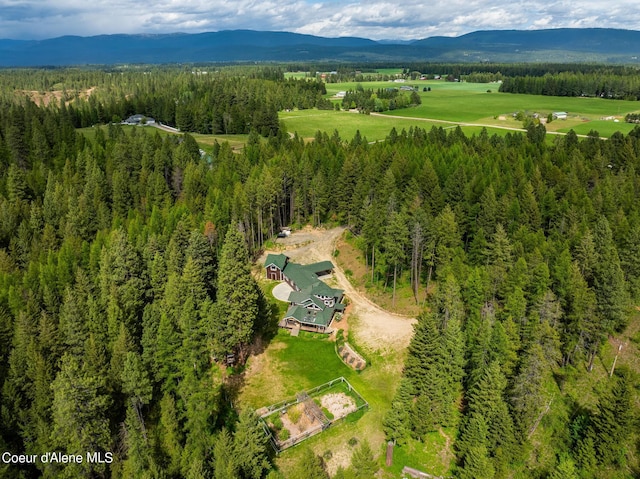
[1,0,639,41]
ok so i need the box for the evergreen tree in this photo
[349,439,378,479]
[290,450,329,479]
[212,225,260,360]
[548,454,579,479]
[383,378,414,444]
[212,428,238,479]
[590,368,634,466]
[591,216,629,332]
[50,354,112,478]
[405,311,446,432]
[233,408,271,479]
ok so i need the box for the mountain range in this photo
[1,28,639,66]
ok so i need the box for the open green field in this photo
[79,82,640,150]
[238,327,405,476]
[280,109,445,141]
[284,71,310,79]
[283,80,640,141]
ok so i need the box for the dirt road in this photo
[260,226,416,353]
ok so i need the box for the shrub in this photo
[322,407,335,420]
[278,428,290,441]
[323,450,333,460]
[348,437,359,447]
[288,405,302,424]
[271,415,283,430]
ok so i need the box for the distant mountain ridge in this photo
[1,28,639,66]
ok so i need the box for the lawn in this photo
[238,322,408,477]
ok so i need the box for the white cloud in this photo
[0,0,638,40]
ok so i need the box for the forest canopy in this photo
[0,65,639,478]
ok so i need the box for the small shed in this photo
[552,111,568,120]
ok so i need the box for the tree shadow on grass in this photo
[221,286,283,419]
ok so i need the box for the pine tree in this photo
[50,354,112,478]
[233,408,271,479]
[383,378,414,444]
[156,392,183,476]
[548,454,579,479]
[349,439,378,479]
[485,223,512,299]
[212,428,238,479]
[591,216,629,332]
[405,311,446,432]
[212,225,260,360]
[456,413,494,479]
[383,208,407,308]
[591,367,634,466]
[510,344,549,439]
[290,449,329,479]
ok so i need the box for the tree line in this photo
[499,71,640,100]
[0,67,330,135]
[341,86,421,113]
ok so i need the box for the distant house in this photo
[124,114,156,125]
[265,253,345,333]
[552,111,568,120]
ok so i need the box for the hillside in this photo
[1,28,640,66]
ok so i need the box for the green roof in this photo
[284,305,334,327]
[306,260,334,274]
[266,256,341,330]
[282,263,317,290]
[281,261,334,290]
[265,253,288,270]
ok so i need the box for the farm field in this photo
[279,109,445,142]
[282,80,640,141]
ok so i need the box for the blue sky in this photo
[1,0,639,40]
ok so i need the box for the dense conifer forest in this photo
[0,66,639,478]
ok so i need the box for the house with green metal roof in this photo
[264,253,344,333]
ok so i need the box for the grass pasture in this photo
[238,324,407,476]
[280,109,443,142]
[283,80,640,141]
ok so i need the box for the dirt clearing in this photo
[259,226,416,353]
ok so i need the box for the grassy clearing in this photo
[238,328,404,477]
[380,81,640,123]
[77,124,248,152]
[375,68,404,75]
[388,429,455,478]
[557,119,638,137]
[280,109,444,142]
